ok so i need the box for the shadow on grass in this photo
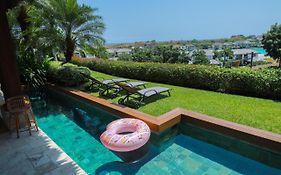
[77,84,171,109]
[121,94,170,109]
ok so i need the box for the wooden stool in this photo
[6,95,39,138]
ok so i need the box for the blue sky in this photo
[78,0,281,44]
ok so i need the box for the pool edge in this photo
[46,84,281,155]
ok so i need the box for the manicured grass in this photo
[78,70,281,134]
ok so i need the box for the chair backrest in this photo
[116,82,138,94]
[6,95,31,113]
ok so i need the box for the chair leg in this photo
[32,113,39,132]
[99,89,106,96]
[9,114,12,135]
[89,82,96,90]
[24,112,32,136]
[15,116,19,138]
[118,94,130,104]
[139,96,145,102]
[168,91,171,96]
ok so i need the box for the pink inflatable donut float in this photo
[100,118,151,152]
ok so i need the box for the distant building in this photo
[179,45,196,52]
[209,59,221,66]
[204,50,215,60]
[233,49,257,64]
[74,52,82,57]
[107,48,132,56]
[231,34,245,39]
[213,43,223,50]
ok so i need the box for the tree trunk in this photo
[64,36,75,63]
[0,1,22,98]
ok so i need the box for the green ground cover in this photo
[77,70,281,134]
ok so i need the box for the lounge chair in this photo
[80,73,146,96]
[116,83,171,104]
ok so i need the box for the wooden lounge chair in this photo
[116,83,171,104]
[80,73,146,96]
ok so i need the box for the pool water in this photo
[252,48,267,55]
[31,90,281,175]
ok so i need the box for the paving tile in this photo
[2,158,35,175]
[28,153,51,168]
[47,162,83,175]
[35,160,58,175]
[0,130,86,175]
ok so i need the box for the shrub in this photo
[47,62,91,86]
[17,48,52,89]
[248,60,271,67]
[71,58,281,100]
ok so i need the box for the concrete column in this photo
[0,1,22,99]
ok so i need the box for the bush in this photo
[48,62,91,86]
[224,60,240,68]
[17,48,51,89]
[248,60,271,67]
[71,58,281,100]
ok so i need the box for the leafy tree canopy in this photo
[262,23,281,67]
[119,45,190,64]
[192,50,209,65]
[29,0,105,62]
[214,48,234,61]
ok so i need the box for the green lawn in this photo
[78,70,281,134]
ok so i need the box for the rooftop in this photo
[233,49,255,55]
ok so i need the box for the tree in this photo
[83,40,108,59]
[213,50,225,60]
[262,23,281,67]
[223,48,234,59]
[118,53,133,61]
[30,0,105,63]
[192,50,209,65]
[154,45,190,63]
[122,45,190,63]
[7,1,55,89]
[213,48,234,67]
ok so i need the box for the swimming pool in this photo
[31,89,281,175]
[252,48,267,55]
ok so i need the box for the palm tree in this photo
[30,0,105,62]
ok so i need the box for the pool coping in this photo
[47,84,281,154]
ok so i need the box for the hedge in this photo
[71,58,281,100]
[47,61,91,86]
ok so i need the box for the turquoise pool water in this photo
[31,90,281,175]
[252,48,267,55]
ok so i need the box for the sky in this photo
[78,0,281,44]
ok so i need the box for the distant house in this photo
[213,43,223,50]
[179,45,196,52]
[204,50,215,60]
[74,52,82,57]
[209,59,221,66]
[233,49,257,64]
[107,48,132,57]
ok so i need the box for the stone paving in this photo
[0,129,86,175]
